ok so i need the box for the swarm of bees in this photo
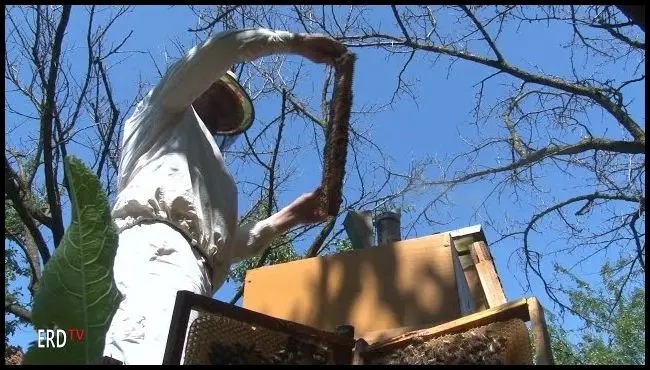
[208,336,331,365]
[320,52,356,217]
[374,331,509,365]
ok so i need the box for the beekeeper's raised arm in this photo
[117,28,345,189]
[149,28,345,113]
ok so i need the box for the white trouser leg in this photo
[102,222,212,365]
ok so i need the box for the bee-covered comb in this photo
[320,52,356,217]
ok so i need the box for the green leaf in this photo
[548,262,645,365]
[23,156,120,365]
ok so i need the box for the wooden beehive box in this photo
[353,297,553,365]
[242,233,475,339]
[447,225,508,312]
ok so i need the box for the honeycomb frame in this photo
[162,290,355,365]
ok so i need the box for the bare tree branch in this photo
[429,137,644,187]
[341,33,645,143]
[188,5,240,33]
[40,5,71,248]
[5,227,41,295]
[595,21,645,49]
[5,300,32,323]
[616,5,645,31]
[304,216,337,258]
[5,155,51,264]
[95,58,121,179]
[391,5,412,43]
[629,209,646,271]
[459,5,505,62]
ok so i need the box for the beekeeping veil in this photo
[192,70,255,152]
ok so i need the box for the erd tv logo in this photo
[37,329,85,348]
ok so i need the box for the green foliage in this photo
[228,195,300,285]
[332,238,354,254]
[5,205,30,347]
[22,156,120,365]
[229,241,301,284]
[547,261,645,365]
[5,277,26,348]
[316,238,355,256]
[5,200,24,239]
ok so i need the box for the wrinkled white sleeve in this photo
[149,28,298,113]
[119,28,298,187]
[230,218,282,264]
[147,28,299,264]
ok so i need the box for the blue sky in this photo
[6,5,644,351]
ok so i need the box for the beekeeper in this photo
[103,28,347,365]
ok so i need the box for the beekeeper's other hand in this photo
[286,187,329,225]
[292,33,347,65]
[230,188,328,263]
[271,188,328,233]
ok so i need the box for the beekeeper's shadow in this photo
[303,239,447,339]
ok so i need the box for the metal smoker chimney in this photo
[374,209,402,246]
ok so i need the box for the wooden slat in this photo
[474,262,508,307]
[362,323,433,345]
[352,339,370,365]
[184,291,353,345]
[527,297,554,365]
[471,241,507,308]
[470,240,492,263]
[449,224,486,254]
[463,266,489,311]
[367,298,530,354]
[451,238,476,315]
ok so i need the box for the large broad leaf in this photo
[23,156,120,365]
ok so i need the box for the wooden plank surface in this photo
[451,238,476,315]
[463,266,489,311]
[367,298,531,354]
[471,241,507,308]
[362,323,434,345]
[527,297,554,365]
[470,240,492,262]
[243,233,464,337]
[449,224,486,254]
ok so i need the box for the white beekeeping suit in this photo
[104,28,346,365]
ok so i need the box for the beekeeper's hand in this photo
[271,188,328,232]
[292,33,347,66]
[230,188,328,263]
[287,187,329,224]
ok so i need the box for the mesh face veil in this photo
[213,134,240,153]
[192,71,255,154]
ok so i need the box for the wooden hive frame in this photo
[162,291,356,365]
[348,225,553,365]
[320,52,356,217]
[353,297,554,365]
